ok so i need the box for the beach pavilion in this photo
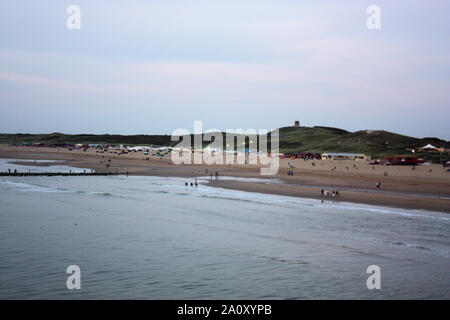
[418,144,442,152]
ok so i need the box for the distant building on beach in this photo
[294,121,300,127]
[385,155,419,166]
[321,153,370,161]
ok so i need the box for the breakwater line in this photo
[0,172,121,177]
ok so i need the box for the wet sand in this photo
[1,146,449,213]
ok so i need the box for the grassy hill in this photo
[278,126,448,156]
[1,126,449,159]
[0,133,172,147]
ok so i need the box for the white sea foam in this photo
[193,175,450,221]
[0,179,69,193]
[0,158,92,174]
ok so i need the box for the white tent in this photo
[421,144,437,149]
[419,144,440,152]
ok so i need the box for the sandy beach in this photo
[1,145,449,213]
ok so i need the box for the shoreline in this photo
[1,146,449,213]
[205,179,450,214]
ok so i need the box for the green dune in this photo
[1,126,448,159]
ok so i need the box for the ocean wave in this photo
[91,192,114,197]
[88,191,138,200]
[0,179,69,193]
[153,190,169,194]
[336,202,450,222]
[174,192,191,196]
[345,233,449,259]
[198,193,278,206]
[258,255,310,265]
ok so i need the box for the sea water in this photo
[0,159,449,299]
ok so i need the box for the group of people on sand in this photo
[321,189,341,198]
[286,162,296,176]
[287,163,295,176]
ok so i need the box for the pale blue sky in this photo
[0,0,449,139]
